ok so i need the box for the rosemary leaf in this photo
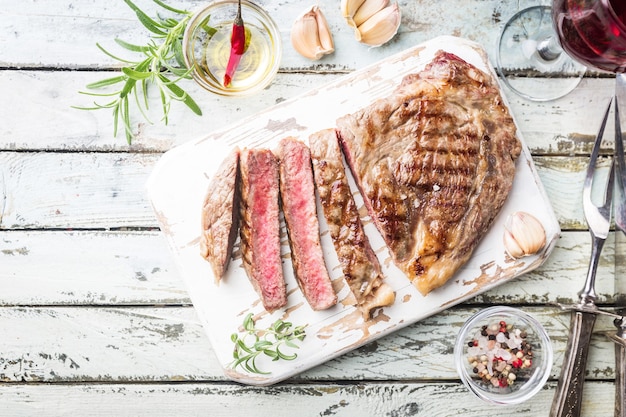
[151,0,188,15]
[85,75,127,89]
[276,348,297,361]
[229,314,307,375]
[159,86,170,125]
[136,12,168,36]
[113,102,120,137]
[76,90,121,98]
[133,82,153,124]
[95,43,139,64]
[121,96,133,144]
[120,78,138,98]
[115,38,151,53]
[122,67,153,80]
[123,0,168,35]
[160,75,202,115]
[76,0,204,143]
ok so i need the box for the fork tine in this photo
[615,92,626,232]
[606,158,616,212]
[585,99,612,188]
[583,99,614,238]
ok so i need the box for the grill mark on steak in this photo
[309,129,395,318]
[200,147,241,282]
[337,51,521,296]
[277,137,337,311]
[239,148,287,312]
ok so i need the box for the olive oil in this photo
[183,0,281,96]
[199,21,274,91]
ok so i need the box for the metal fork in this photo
[612,73,626,417]
[550,99,615,417]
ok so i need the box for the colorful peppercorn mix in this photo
[466,320,533,388]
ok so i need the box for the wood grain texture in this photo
[0,0,622,414]
[0,231,183,305]
[0,152,158,229]
[0,0,534,69]
[0,230,619,306]
[0,71,614,152]
[0,306,619,383]
[0,382,617,417]
[0,152,611,230]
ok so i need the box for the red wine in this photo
[553,0,626,72]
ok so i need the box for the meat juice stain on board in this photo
[317,308,392,342]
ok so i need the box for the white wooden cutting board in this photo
[146,36,561,386]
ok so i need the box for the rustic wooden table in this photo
[0,0,623,416]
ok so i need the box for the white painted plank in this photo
[0,306,618,383]
[0,231,184,305]
[0,152,603,229]
[0,0,531,69]
[0,152,158,229]
[0,381,617,417]
[0,71,615,152]
[0,230,619,306]
[0,70,340,151]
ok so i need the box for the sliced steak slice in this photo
[337,51,521,296]
[200,147,241,282]
[277,137,337,311]
[239,148,287,312]
[309,129,395,317]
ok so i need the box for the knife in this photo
[550,99,614,417]
[613,73,626,417]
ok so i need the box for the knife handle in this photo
[614,316,626,417]
[549,310,597,417]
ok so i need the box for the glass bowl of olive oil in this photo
[183,0,282,96]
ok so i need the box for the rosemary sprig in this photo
[75,0,202,144]
[230,313,307,375]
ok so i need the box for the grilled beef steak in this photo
[309,129,395,317]
[239,148,287,312]
[200,147,241,282]
[278,137,337,311]
[337,51,522,295]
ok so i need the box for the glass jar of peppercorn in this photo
[454,306,553,405]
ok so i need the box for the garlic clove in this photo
[314,6,334,52]
[503,211,546,259]
[341,0,367,27]
[353,0,390,27]
[291,6,335,60]
[355,3,401,47]
[503,229,525,258]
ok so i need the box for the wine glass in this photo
[552,0,626,73]
[496,1,587,101]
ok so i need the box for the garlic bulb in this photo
[341,0,401,46]
[503,212,546,259]
[291,5,334,60]
[341,0,367,27]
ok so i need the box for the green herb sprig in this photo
[75,0,201,144]
[230,313,307,375]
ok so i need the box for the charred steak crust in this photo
[337,51,522,295]
[239,148,287,312]
[278,137,337,311]
[309,129,395,317]
[200,147,241,282]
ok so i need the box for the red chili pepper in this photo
[223,0,246,87]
